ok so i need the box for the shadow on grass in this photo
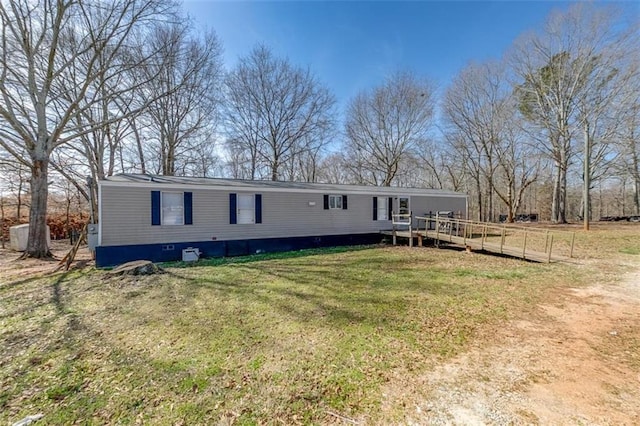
[160,252,446,332]
[0,274,53,290]
[0,270,95,416]
[161,245,378,269]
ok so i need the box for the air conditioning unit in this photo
[181,247,201,262]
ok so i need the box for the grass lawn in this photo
[0,228,626,424]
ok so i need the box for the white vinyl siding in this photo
[100,186,468,246]
[162,192,183,225]
[238,194,255,224]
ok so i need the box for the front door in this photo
[396,196,410,222]
[398,197,410,215]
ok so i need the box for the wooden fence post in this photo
[570,232,575,258]
[392,212,396,245]
[408,212,413,248]
[544,230,549,253]
[482,224,487,250]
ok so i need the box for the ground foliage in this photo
[1,224,639,424]
[1,213,86,243]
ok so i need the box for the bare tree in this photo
[0,0,177,257]
[343,71,435,186]
[223,45,336,181]
[443,60,541,222]
[573,23,638,229]
[493,118,542,222]
[224,137,260,180]
[616,56,640,214]
[315,153,349,184]
[511,3,630,224]
[0,150,29,220]
[139,23,223,176]
[443,61,502,221]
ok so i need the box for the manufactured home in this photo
[95,174,468,267]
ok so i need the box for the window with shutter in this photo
[238,193,255,224]
[161,192,184,225]
[328,194,342,209]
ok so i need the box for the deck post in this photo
[409,212,413,248]
[450,219,453,243]
[409,224,413,247]
[463,221,467,246]
[500,227,505,254]
[482,224,487,250]
[544,230,549,253]
[547,234,554,263]
[522,231,528,260]
[435,217,440,247]
[570,232,575,258]
[392,221,397,246]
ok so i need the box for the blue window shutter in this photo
[388,197,393,220]
[151,191,161,226]
[323,194,329,210]
[342,195,348,210]
[229,193,237,224]
[255,194,262,224]
[372,197,378,221]
[184,192,193,225]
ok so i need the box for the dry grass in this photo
[1,223,638,424]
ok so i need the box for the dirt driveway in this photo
[0,240,92,280]
[385,259,640,425]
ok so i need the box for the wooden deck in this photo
[382,215,575,263]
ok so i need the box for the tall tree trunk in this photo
[552,160,561,223]
[634,176,640,215]
[475,176,483,222]
[16,178,23,220]
[487,184,494,222]
[632,149,640,215]
[66,192,71,242]
[25,157,51,258]
[271,156,279,181]
[552,154,569,224]
[583,122,591,230]
[1,195,5,249]
[558,163,568,223]
[507,183,515,223]
[164,135,176,176]
[133,125,147,174]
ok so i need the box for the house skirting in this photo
[95,233,384,267]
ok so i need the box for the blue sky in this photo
[181,0,639,114]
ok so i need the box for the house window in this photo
[323,194,347,210]
[377,197,387,221]
[238,193,255,224]
[230,193,262,224]
[162,192,184,225]
[398,197,410,215]
[329,194,342,209]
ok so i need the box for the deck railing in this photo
[391,212,413,246]
[413,215,576,261]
